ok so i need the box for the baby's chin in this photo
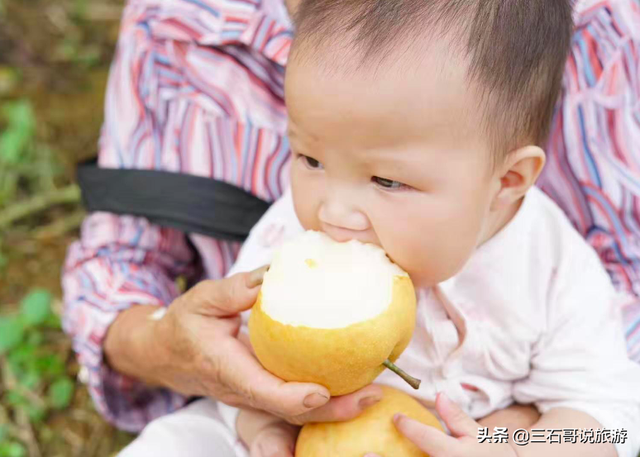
[401,258,471,290]
[402,272,441,290]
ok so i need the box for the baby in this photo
[120,0,640,456]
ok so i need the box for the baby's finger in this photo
[393,414,459,456]
[435,392,480,438]
[250,424,297,457]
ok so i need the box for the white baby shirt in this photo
[222,186,640,457]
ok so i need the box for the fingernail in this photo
[247,265,269,289]
[437,391,451,406]
[303,392,329,409]
[358,394,382,409]
[393,413,406,424]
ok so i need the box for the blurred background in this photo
[0,0,134,455]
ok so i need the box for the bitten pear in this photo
[249,230,420,395]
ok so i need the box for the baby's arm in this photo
[478,404,540,431]
[512,408,616,457]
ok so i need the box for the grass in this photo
[0,0,135,455]
[0,290,74,457]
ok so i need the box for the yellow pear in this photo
[249,230,420,396]
[295,386,443,457]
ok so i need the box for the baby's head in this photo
[285,0,573,287]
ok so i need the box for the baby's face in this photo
[285,43,503,288]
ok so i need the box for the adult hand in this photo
[105,266,383,422]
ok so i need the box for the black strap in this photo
[76,159,271,242]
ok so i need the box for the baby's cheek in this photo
[379,228,434,285]
[389,225,474,287]
[291,195,320,233]
[296,209,320,233]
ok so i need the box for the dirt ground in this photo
[0,0,135,455]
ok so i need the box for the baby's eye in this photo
[301,155,324,170]
[372,176,408,190]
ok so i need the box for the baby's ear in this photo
[491,145,545,211]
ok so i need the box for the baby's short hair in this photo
[291,0,574,157]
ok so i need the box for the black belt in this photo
[76,159,271,242]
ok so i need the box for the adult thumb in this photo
[189,266,269,318]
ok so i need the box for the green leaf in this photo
[0,100,35,165]
[19,290,52,327]
[0,441,27,457]
[0,130,25,164]
[5,358,23,380]
[48,378,74,409]
[25,331,43,347]
[7,343,35,379]
[20,370,42,391]
[0,317,25,354]
[43,313,61,330]
[8,342,35,364]
[5,390,27,409]
[25,404,46,423]
[0,425,7,443]
[36,354,65,378]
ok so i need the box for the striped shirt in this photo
[62,0,640,432]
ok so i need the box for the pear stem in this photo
[383,359,421,390]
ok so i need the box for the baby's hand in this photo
[249,420,299,457]
[237,408,299,457]
[366,393,518,457]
